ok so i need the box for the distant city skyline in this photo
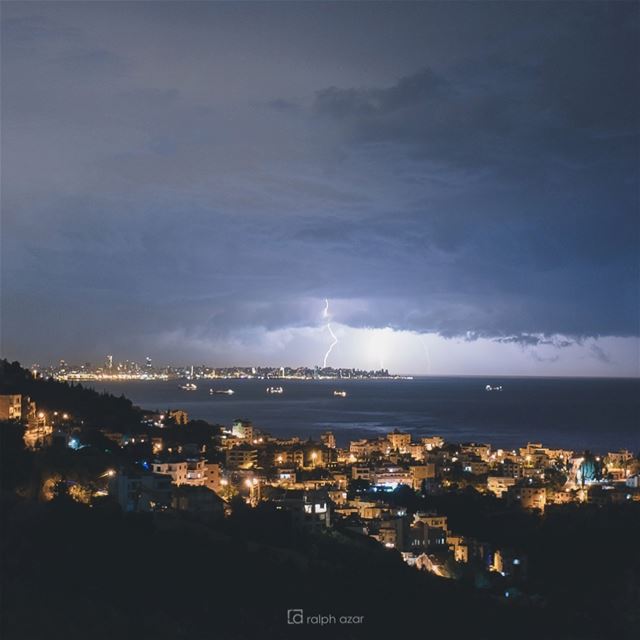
[1,2,638,377]
[23,334,640,379]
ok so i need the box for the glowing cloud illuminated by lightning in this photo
[323,298,338,368]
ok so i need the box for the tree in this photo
[0,420,33,495]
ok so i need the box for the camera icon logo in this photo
[287,609,304,625]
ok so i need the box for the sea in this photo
[90,377,640,453]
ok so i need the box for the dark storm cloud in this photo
[494,336,574,349]
[1,1,638,367]
[300,4,639,340]
[315,67,449,119]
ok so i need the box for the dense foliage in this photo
[2,495,559,640]
[0,359,143,431]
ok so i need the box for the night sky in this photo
[2,2,639,376]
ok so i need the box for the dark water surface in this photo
[92,377,640,452]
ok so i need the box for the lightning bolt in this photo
[323,298,338,368]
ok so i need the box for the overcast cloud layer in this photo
[1,2,639,375]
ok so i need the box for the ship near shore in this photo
[91,377,640,452]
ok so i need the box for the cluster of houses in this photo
[104,414,639,582]
[0,394,54,449]
[3,395,639,584]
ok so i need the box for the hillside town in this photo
[3,386,638,597]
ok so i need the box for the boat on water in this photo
[180,383,197,391]
[333,390,347,397]
[266,386,284,394]
[485,385,503,392]
[210,388,234,395]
